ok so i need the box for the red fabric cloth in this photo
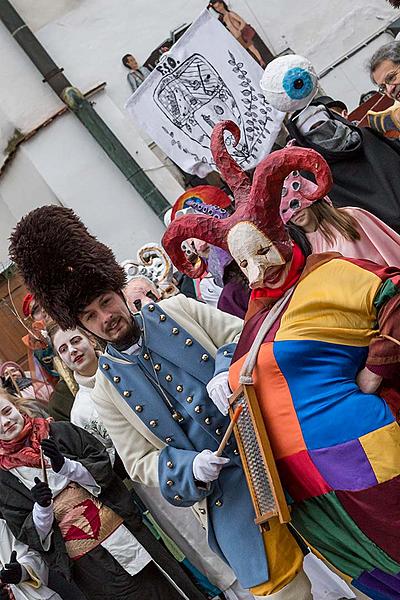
[337,474,400,564]
[277,450,332,503]
[0,415,50,470]
[250,243,305,300]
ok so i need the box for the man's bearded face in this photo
[78,291,138,346]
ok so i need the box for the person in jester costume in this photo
[162,119,400,600]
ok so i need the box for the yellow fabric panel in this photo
[359,422,400,484]
[275,259,381,347]
[250,519,304,595]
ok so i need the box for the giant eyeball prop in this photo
[260,54,318,113]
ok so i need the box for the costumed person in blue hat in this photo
[9,205,313,599]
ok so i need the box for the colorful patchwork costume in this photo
[163,120,400,599]
[230,254,400,599]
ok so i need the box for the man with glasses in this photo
[370,42,400,99]
[367,41,400,139]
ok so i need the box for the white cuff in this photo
[32,502,53,550]
[58,457,101,496]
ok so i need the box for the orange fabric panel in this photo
[229,343,306,459]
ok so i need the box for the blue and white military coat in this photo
[92,294,268,588]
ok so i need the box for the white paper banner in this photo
[125,9,285,177]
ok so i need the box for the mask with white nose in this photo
[227,222,288,289]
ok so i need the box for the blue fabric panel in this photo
[273,340,394,450]
[181,558,222,598]
[206,466,269,589]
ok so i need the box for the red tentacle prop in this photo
[249,147,332,246]
[251,146,332,209]
[162,212,230,278]
[210,121,251,207]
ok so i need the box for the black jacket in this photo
[0,422,205,600]
[286,112,400,233]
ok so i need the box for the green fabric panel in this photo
[291,492,400,579]
[374,279,398,313]
[144,511,186,562]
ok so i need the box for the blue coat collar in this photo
[106,303,215,385]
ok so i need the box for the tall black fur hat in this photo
[9,205,126,329]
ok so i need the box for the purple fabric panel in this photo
[309,438,378,491]
[355,568,400,599]
[217,281,251,320]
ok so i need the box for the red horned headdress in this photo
[162,120,332,286]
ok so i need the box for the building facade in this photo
[0,0,397,270]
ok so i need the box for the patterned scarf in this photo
[0,415,51,471]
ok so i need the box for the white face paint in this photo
[53,328,97,376]
[227,221,290,289]
[0,396,24,441]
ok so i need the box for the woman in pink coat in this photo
[280,170,400,266]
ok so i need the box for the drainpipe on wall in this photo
[0,0,170,220]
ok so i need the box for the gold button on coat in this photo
[123,391,131,398]
[174,495,182,502]
[160,314,166,321]
[143,353,150,360]
[204,417,212,425]
[186,396,193,403]
[165,436,173,443]
[154,364,161,371]
[167,461,174,469]
[215,499,223,507]
[176,385,183,392]
[165,374,173,382]
[148,305,155,312]
[172,327,179,335]
[167,480,174,487]
[201,354,209,361]
[194,405,202,414]
[215,428,222,436]
[185,338,193,346]
[149,419,158,428]
[135,405,143,413]
[113,376,120,383]
[102,363,110,370]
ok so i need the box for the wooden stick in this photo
[215,405,243,457]
[40,447,48,485]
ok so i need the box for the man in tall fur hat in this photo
[9,206,310,599]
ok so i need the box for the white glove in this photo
[193,449,230,483]
[206,371,232,415]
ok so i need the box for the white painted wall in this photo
[0,150,60,269]
[17,108,166,262]
[0,0,399,266]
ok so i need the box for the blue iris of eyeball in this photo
[282,67,313,100]
[260,54,318,113]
